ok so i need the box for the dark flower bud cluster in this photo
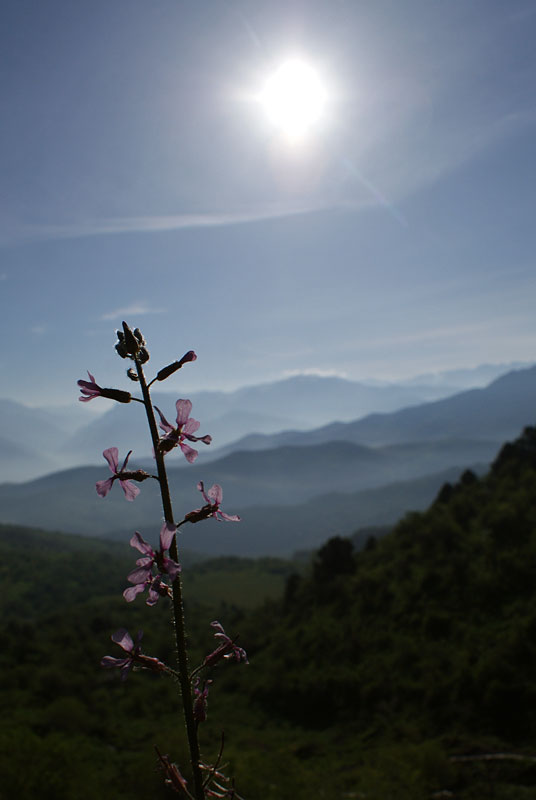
[115,321,150,363]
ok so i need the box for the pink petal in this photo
[96,477,114,498]
[180,442,198,463]
[120,479,140,502]
[217,511,241,522]
[127,564,152,584]
[178,350,197,366]
[120,450,133,471]
[123,584,146,602]
[130,531,154,557]
[112,628,134,652]
[159,522,176,552]
[101,655,129,668]
[147,578,167,606]
[210,621,226,635]
[162,558,181,580]
[175,399,192,426]
[197,480,209,503]
[183,417,200,436]
[206,484,223,505]
[155,406,174,434]
[135,556,153,567]
[102,447,119,473]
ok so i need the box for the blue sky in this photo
[1,0,536,406]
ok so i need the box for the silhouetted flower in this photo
[201,762,244,799]
[193,678,213,723]
[101,628,166,680]
[155,748,190,795]
[123,522,181,605]
[184,482,240,524]
[96,447,149,501]
[203,621,248,668]
[77,371,131,403]
[154,399,211,462]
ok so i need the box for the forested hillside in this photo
[3,427,536,798]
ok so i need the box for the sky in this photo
[1,0,536,407]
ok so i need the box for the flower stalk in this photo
[134,356,205,800]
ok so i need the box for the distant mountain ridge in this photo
[0,433,497,554]
[60,374,462,464]
[0,362,530,483]
[0,458,486,556]
[3,365,536,554]
[223,365,536,453]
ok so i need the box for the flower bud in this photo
[156,351,197,382]
[100,388,132,403]
[126,368,139,382]
[115,331,129,359]
[133,328,146,345]
[122,322,141,356]
[137,346,150,364]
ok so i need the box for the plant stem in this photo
[135,359,205,800]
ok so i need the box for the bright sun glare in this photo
[258,59,328,142]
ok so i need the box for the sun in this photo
[258,58,328,142]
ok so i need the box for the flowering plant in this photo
[79,322,245,799]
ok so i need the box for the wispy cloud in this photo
[100,303,167,321]
[281,368,349,380]
[30,325,47,336]
[8,203,328,244]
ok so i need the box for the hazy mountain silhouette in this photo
[0,432,495,554]
[224,365,536,453]
[0,366,526,482]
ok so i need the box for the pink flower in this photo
[77,371,131,403]
[203,621,248,667]
[101,629,166,680]
[123,522,181,605]
[184,482,241,524]
[78,371,102,401]
[96,447,149,501]
[154,399,211,463]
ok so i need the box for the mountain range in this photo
[221,364,536,453]
[0,361,531,483]
[2,363,536,555]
